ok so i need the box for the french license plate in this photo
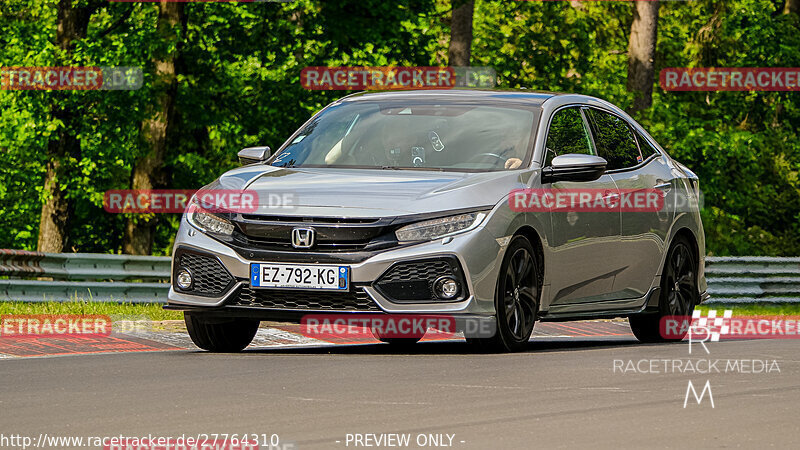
[250,263,349,290]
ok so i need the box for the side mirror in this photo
[541,154,607,184]
[238,146,271,165]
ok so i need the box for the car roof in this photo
[339,89,569,106]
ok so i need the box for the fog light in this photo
[434,276,459,299]
[176,268,193,290]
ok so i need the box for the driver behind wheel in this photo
[505,157,523,170]
[497,125,526,169]
[428,122,526,170]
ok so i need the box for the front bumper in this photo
[167,216,506,319]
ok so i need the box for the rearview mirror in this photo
[541,154,607,184]
[238,146,271,165]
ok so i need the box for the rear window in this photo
[585,109,642,171]
[635,129,659,160]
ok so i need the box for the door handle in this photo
[654,180,672,193]
[602,190,620,201]
[603,191,619,201]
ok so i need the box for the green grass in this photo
[696,303,800,316]
[0,301,183,321]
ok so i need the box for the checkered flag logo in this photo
[692,309,733,341]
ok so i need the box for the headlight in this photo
[395,212,486,243]
[186,200,235,236]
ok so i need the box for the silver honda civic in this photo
[167,89,707,352]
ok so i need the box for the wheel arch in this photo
[512,225,545,310]
[663,226,704,308]
[672,227,700,266]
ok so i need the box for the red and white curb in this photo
[0,321,634,359]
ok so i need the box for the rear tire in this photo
[630,235,698,343]
[184,313,259,352]
[468,235,540,352]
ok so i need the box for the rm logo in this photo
[684,380,714,408]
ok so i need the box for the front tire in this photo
[629,235,698,342]
[184,313,259,352]
[469,235,540,352]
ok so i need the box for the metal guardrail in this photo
[704,256,800,303]
[0,250,171,303]
[0,249,169,280]
[1,251,799,304]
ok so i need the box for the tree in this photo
[448,0,474,66]
[1,0,798,257]
[123,2,184,255]
[785,0,799,15]
[626,0,660,113]
[37,0,97,252]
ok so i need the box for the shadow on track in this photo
[217,335,684,356]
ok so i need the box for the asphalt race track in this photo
[1,321,798,449]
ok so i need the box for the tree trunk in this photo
[123,3,184,255]
[785,0,799,15]
[448,0,474,66]
[37,0,93,252]
[626,0,660,113]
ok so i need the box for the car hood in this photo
[204,165,531,217]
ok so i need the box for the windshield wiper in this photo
[380,166,445,171]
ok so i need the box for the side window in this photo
[635,129,659,160]
[586,109,642,170]
[544,107,595,167]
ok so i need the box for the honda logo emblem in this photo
[291,227,315,249]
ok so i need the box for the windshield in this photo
[271,101,538,171]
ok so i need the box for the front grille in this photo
[231,286,380,311]
[231,215,398,253]
[240,237,373,252]
[175,251,234,297]
[374,257,466,303]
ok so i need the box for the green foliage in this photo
[695,302,800,316]
[0,0,798,256]
[648,0,800,255]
